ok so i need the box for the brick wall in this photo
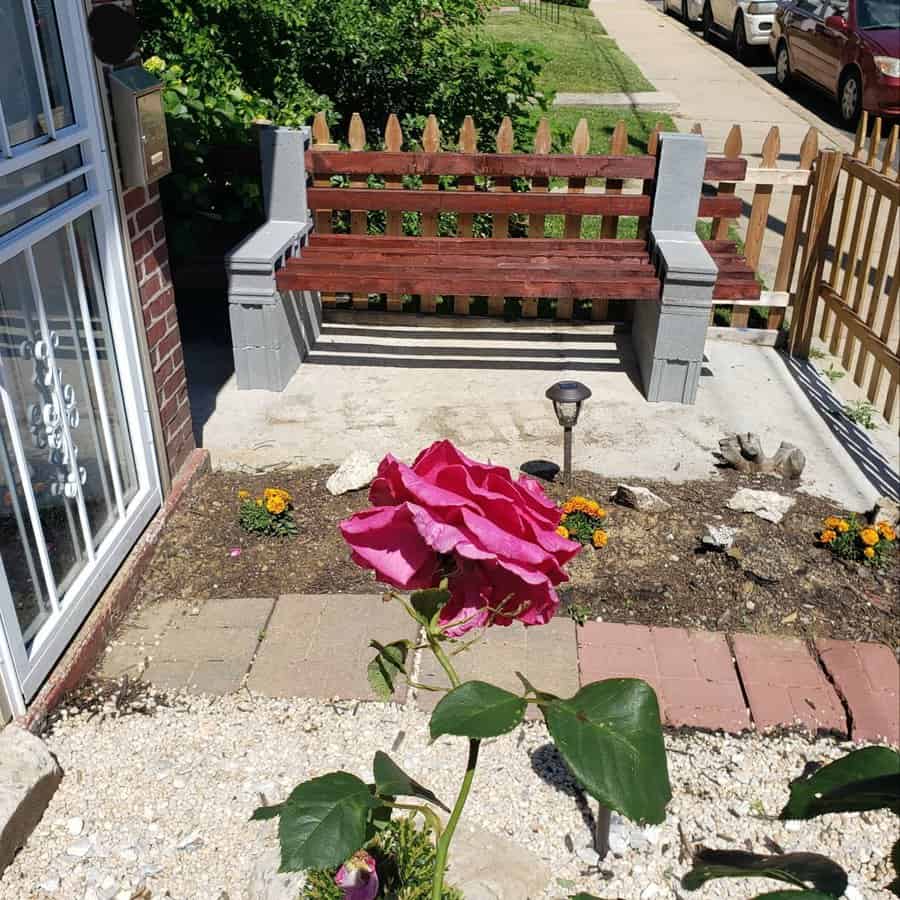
[90,0,196,480]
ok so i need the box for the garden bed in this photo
[131,467,898,647]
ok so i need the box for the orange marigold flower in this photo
[585,499,600,515]
[824,516,843,529]
[836,519,850,533]
[592,529,608,549]
[594,506,607,519]
[556,525,570,539]
[820,529,837,544]
[863,546,876,560]
[238,489,251,501]
[266,495,287,515]
[860,527,880,547]
[876,522,896,541]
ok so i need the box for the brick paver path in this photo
[103,596,898,745]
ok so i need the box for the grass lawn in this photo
[486,5,654,95]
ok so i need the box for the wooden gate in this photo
[790,114,900,430]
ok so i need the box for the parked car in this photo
[771,0,900,126]
[701,0,778,60]
[663,0,703,26]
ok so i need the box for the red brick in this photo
[147,290,174,321]
[160,364,186,403]
[154,328,180,363]
[732,635,846,736]
[158,395,179,428]
[815,640,899,745]
[577,622,659,689]
[135,201,163,232]
[131,233,154,261]
[145,318,168,349]
[153,221,166,243]
[128,217,137,238]
[123,187,146,214]
[139,273,161,304]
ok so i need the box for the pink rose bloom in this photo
[334,850,379,900]
[340,441,580,635]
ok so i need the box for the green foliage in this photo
[237,489,298,537]
[823,363,845,384]
[543,679,671,825]
[559,498,608,547]
[373,751,450,813]
[681,849,848,896]
[429,681,527,739]
[302,816,463,900]
[566,600,593,627]
[818,513,896,568]
[843,400,878,430]
[780,747,900,819]
[367,640,412,700]
[253,772,377,871]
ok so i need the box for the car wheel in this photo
[775,41,792,88]
[733,13,749,62]
[703,2,714,40]
[839,69,862,127]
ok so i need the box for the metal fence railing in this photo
[520,0,562,26]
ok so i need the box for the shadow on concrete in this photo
[184,338,235,446]
[784,353,900,501]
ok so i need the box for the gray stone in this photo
[326,450,380,495]
[0,725,62,874]
[247,847,307,900]
[868,496,900,526]
[613,484,671,513]
[726,488,795,524]
[702,524,738,551]
[448,821,552,899]
[553,91,680,112]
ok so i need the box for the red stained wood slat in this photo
[307,235,651,256]
[300,249,653,270]
[712,280,763,300]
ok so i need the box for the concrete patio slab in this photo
[415,618,579,719]
[141,597,274,694]
[100,600,179,680]
[731,634,846,736]
[191,325,899,512]
[246,594,420,701]
[815,639,899,746]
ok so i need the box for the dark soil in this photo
[132,467,898,648]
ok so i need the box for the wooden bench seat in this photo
[276,235,761,301]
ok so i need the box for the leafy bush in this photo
[138,0,547,261]
[237,487,298,537]
[818,514,896,567]
[558,495,609,548]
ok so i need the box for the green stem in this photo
[431,738,480,900]
[428,633,461,689]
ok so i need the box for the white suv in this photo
[700,0,778,60]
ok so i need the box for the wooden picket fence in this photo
[791,113,900,428]
[308,110,818,334]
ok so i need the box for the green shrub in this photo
[237,488,298,537]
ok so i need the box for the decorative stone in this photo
[0,725,62,874]
[247,847,307,900]
[447,821,552,899]
[701,524,737,551]
[717,433,806,478]
[326,451,380,496]
[868,495,900,526]
[726,488,795,524]
[612,484,671,513]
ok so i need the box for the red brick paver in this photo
[815,640,899,746]
[578,623,750,732]
[731,634,846,736]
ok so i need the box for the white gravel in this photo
[0,692,894,900]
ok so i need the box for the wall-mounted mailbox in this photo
[109,66,172,189]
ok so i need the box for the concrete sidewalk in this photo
[99,594,900,745]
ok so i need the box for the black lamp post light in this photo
[545,380,591,486]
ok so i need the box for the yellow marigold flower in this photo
[820,529,837,544]
[556,525,570,539]
[836,519,850,533]
[824,516,843,529]
[256,499,263,507]
[863,546,876,559]
[877,522,896,541]
[266,495,287,515]
[592,529,608,549]
[860,527,880,547]
[238,489,251,501]
[585,499,600,515]
[594,506,607,519]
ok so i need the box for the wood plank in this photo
[594,121,628,321]
[311,112,338,308]
[637,122,663,241]
[775,128,817,294]
[490,117,514,317]
[309,234,650,254]
[291,256,655,276]
[524,117,551,318]
[711,124,742,240]
[419,114,441,314]
[456,116,478,315]
[820,285,900,370]
[743,168,811,186]
[348,113,369,310]
[383,114,404,312]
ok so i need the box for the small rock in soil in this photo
[868,495,900,526]
[612,484,671,513]
[325,451,380,496]
[726,488,795,524]
[702,524,738,551]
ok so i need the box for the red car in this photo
[771,0,900,125]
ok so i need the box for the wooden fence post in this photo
[384,113,404,312]
[529,117,551,318]
[490,116,514,317]
[711,124,742,240]
[790,149,844,358]
[455,116,478,316]
[420,114,442,315]
[637,122,663,242]
[558,117,589,320]
[312,112,338,308]
[348,113,368,310]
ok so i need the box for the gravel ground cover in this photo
[1,689,894,900]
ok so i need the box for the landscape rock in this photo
[613,484,671,513]
[247,847,307,900]
[868,495,900,526]
[701,524,738,551]
[726,488,795,524]
[0,725,62,874]
[717,433,806,479]
[326,451,380,496]
[447,821,552,899]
